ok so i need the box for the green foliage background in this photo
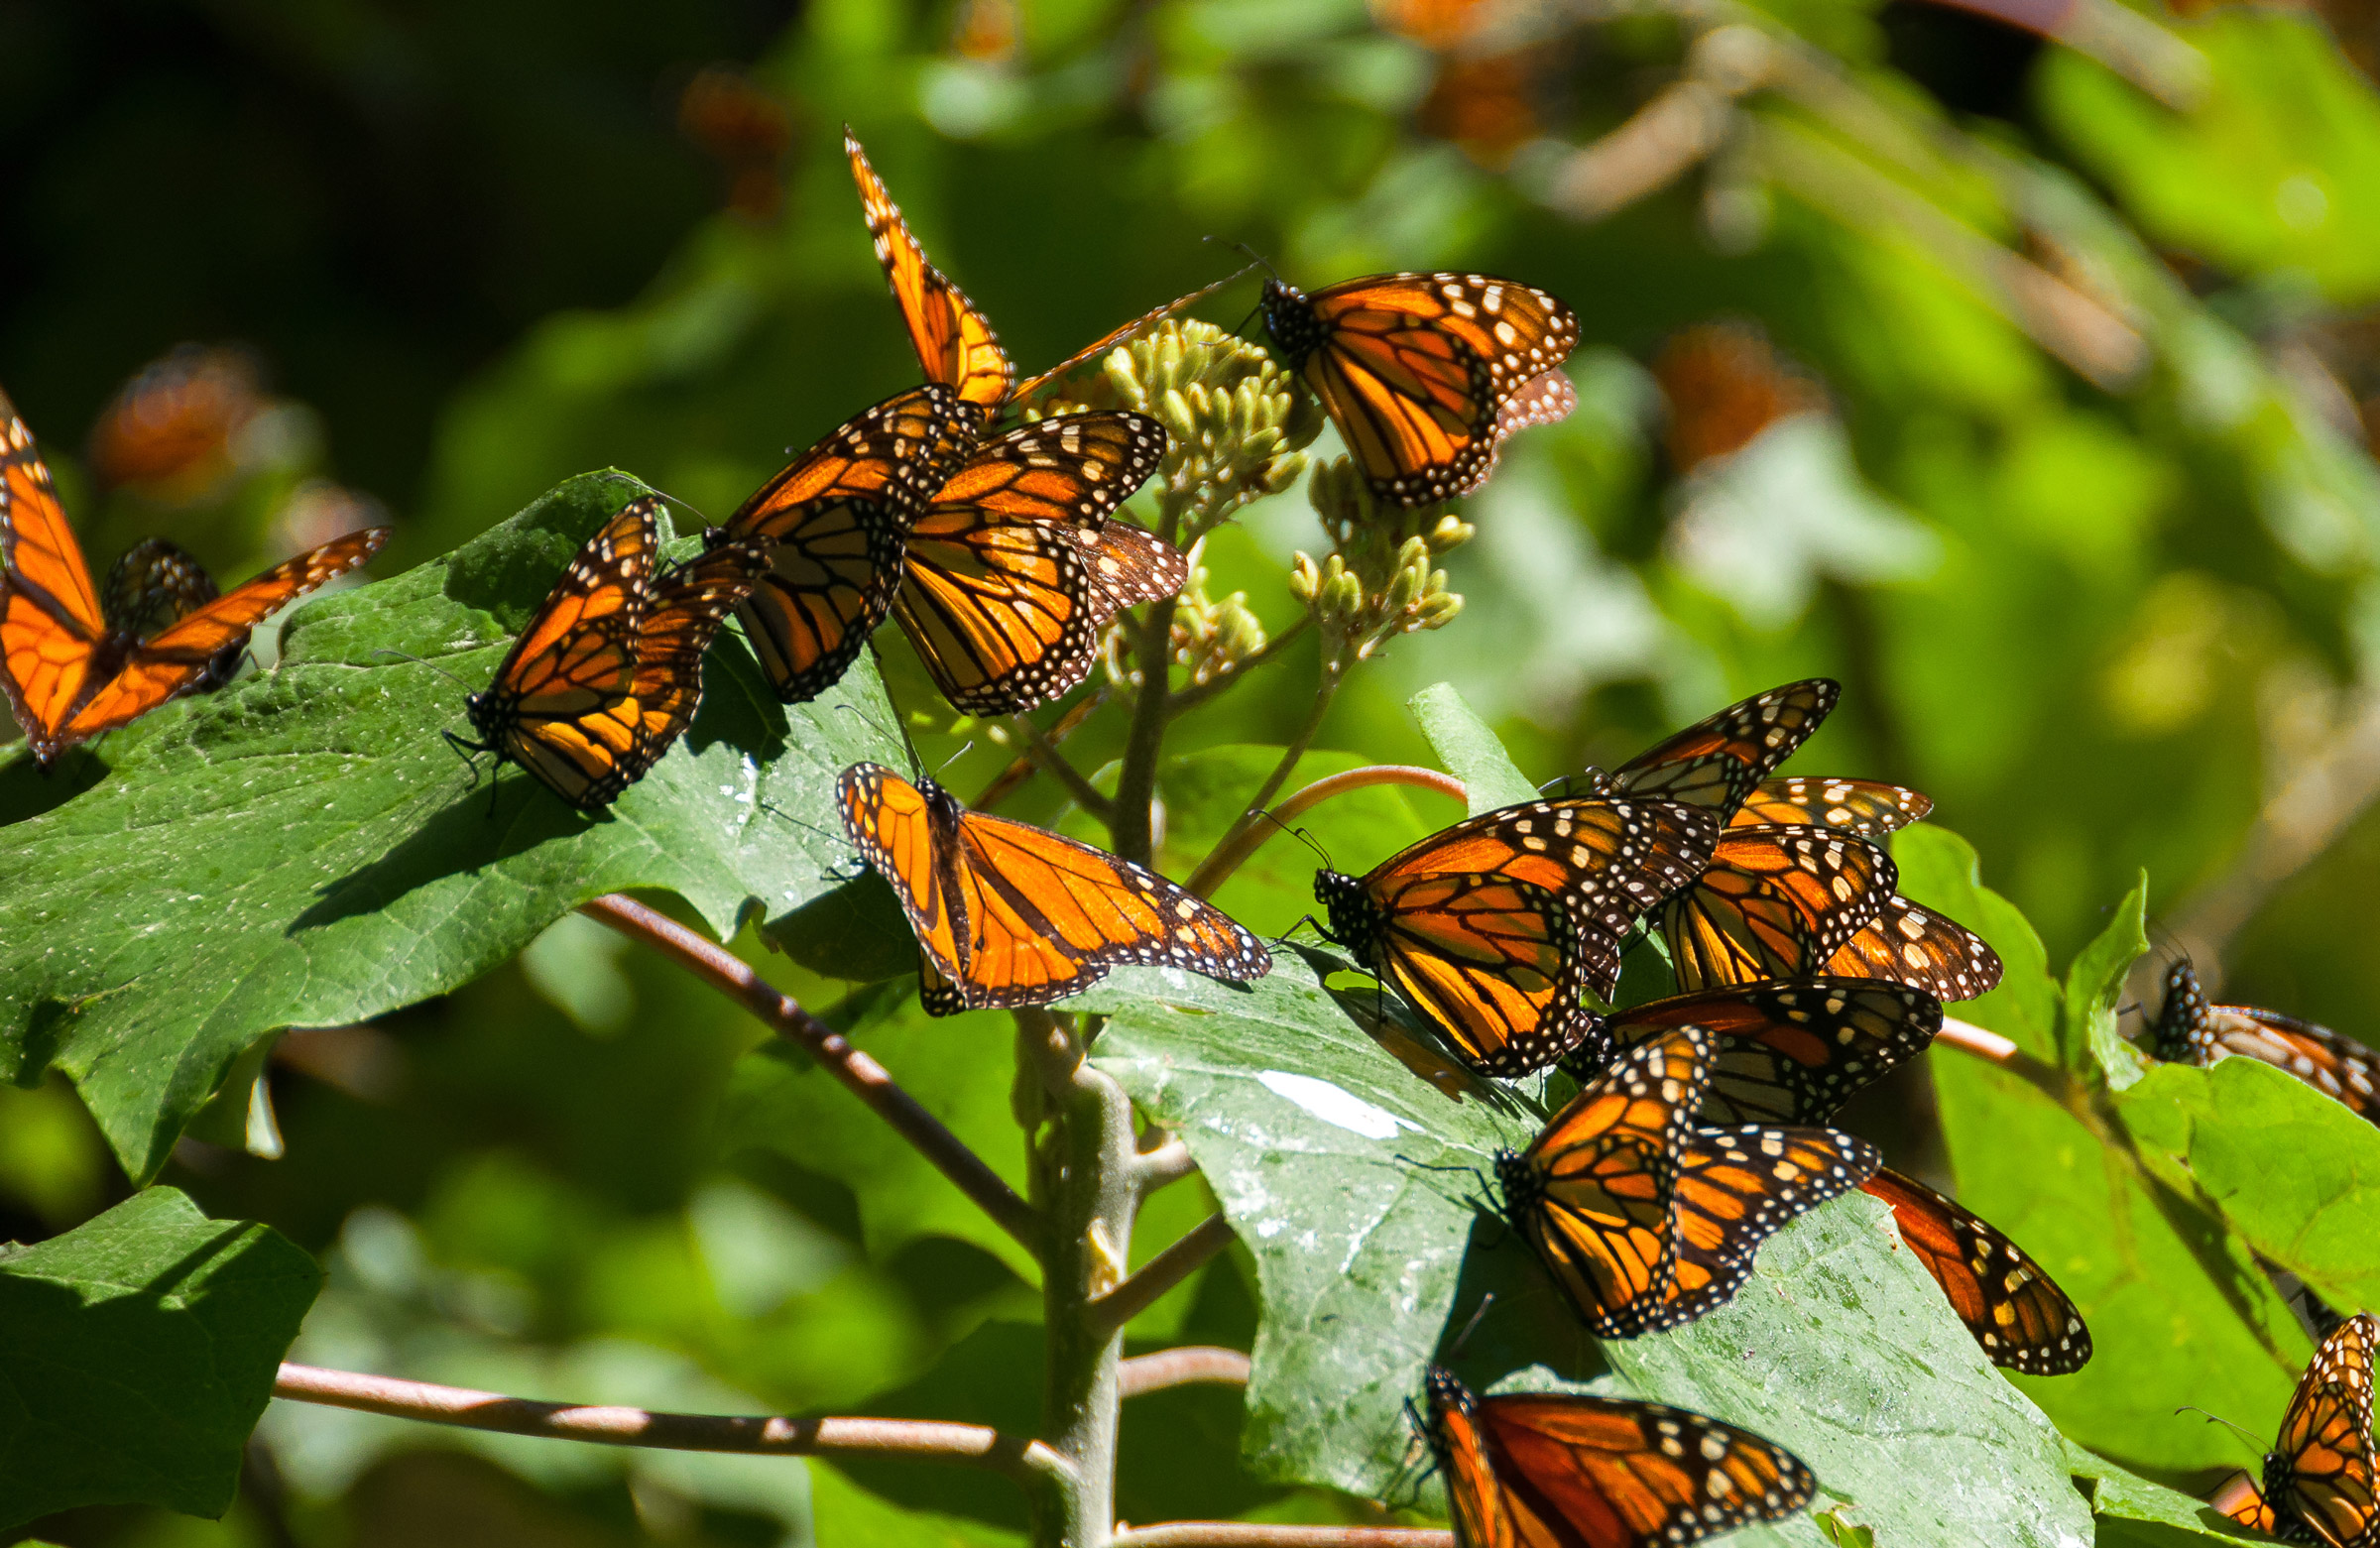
[12,0,2380,1541]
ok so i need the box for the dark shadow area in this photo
[0,746,107,827]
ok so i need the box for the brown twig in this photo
[1009,712,1117,822]
[1091,1213,1239,1338]
[271,1363,1075,1493]
[579,894,1039,1257]
[1187,764,1468,897]
[1112,1527,1450,1547]
[1117,1347,1252,1399]
[977,689,1110,811]
[1166,616,1315,716]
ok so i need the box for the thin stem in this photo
[580,894,1039,1258]
[1111,604,1176,865]
[1186,764,1467,897]
[1117,1347,1251,1399]
[1012,712,1117,822]
[1132,1133,1199,1193]
[1165,615,1314,716]
[1937,1016,2017,1064]
[1111,1528,1449,1547]
[1091,1214,1238,1340]
[979,689,1110,812]
[271,1363,1076,1503]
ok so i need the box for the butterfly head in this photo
[1421,1364,1474,1426]
[1312,869,1374,958]
[1489,1146,1538,1219]
[2153,959,2211,1063]
[1257,280,1321,367]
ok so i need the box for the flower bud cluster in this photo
[1290,456,1472,660]
[1095,319,1323,542]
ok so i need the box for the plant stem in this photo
[1011,712,1118,822]
[1185,764,1466,897]
[1116,1347,1250,1398]
[1091,1214,1237,1339]
[1165,615,1314,715]
[978,689,1111,811]
[271,1363,1077,1508]
[580,894,1040,1257]
[1111,1528,1449,1547]
[1111,604,1176,865]
[1179,657,1348,896]
[1937,1015,2016,1063]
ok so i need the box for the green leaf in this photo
[1408,682,1534,812]
[2070,1441,2247,1544]
[716,983,1037,1283]
[0,470,900,1182]
[2063,871,2151,1085]
[1082,960,2099,1544]
[1889,825,2061,1059]
[0,1186,321,1527]
[807,1460,1026,1548]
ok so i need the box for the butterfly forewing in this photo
[716,383,970,704]
[1661,824,1894,992]
[1593,979,1943,1127]
[1824,894,2002,1003]
[0,396,110,759]
[1858,1167,2089,1375]
[846,129,1012,417]
[1609,679,1839,820]
[1731,774,1933,834]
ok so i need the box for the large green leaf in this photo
[1406,682,1535,811]
[0,1186,321,1527]
[0,471,898,1182]
[2072,1440,2263,1544]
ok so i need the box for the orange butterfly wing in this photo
[1646,1124,1876,1333]
[595,538,770,796]
[892,413,1176,715]
[847,128,1012,417]
[1497,1026,1712,1335]
[716,384,968,704]
[1661,824,1893,992]
[1607,679,1839,819]
[463,503,658,810]
[0,397,109,761]
[1319,797,1718,1074]
[2213,1312,2380,1546]
[1858,1166,2089,1375]
[838,762,1269,1015]
[1423,1366,1817,1548]
[1267,272,1579,506]
[1595,979,1943,1127]
[60,528,388,744]
[1824,894,2002,1003]
[1730,774,1933,835]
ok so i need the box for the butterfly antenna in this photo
[1255,808,1333,868]
[642,487,717,537]
[2175,1405,2267,1462]
[1449,1291,1496,1358]
[374,647,477,692]
[1207,237,1282,285]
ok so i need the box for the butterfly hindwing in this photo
[1661,823,1895,992]
[2154,961,2380,1122]
[1731,774,1933,835]
[1859,1166,2090,1375]
[1606,679,1839,820]
[1647,1123,1878,1334]
[0,395,111,759]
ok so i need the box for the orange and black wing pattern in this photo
[2210,1312,2380,1546]
[0,393,111,763]
[1825,894,2002,1003]
[1660,823,1894,992]
[713,384,967,704]
[1260,272,1579,506]
[892,413,1177,715]
[1606,679,1839,820]
[2153,961,2379,1123]
[1732,774,1932,835]
[1592,978,1943,1127]
[838,762,1269,1015]
[1315,797,1718,1074]
[1494,1026,1711,1336]
[59,528,386,745]
[601,538,769,793]
[847,129,1012,420]
[1648,1123,1878,1333]
[1859,1167,2089,1375]
[1424,1365,1816,1548]
[102,537,219,639]
[461,502,658,811]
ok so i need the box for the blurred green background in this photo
[12,0,2380,1539]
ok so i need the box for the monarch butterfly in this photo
[839,761,1271,1014]
[1581,978,1944,1127]
[0,396,387,767]
[1658,824,1896,993]
[1731,774,1933,835]
[1491,1026,1711,1336]
[2153,961,2378,1123]
[1858,1166,2089,1375]
[1652,1121,1878,1333]
[1824,894,2002,1003]
[1260,271,1580,506]
[1313,795,1719,1075]
[1421,1364,1817,1548]
[2208,1312,2380,1547]
[848,129,1250,424]
[457,498,767,812]
[1593,679,1841,820]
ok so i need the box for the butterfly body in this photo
[2212,1313,2380,1547]
[1315,795,1718,1075]
[0,394,388,766]
[2154,962,2378,1123]
[1259,272,1580,506]
[1422,1364,1817,1548]
[839,762,1270,1014]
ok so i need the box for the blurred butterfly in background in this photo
[1259,270,1580,506]
[2208,1312,2380,1547]
[1421,1364,1817,1548]
[1658,823,1895,992]
[839,761,1271,1014]
[848,127,1250,427]
[0,391,388,767]
[1578,977,1943,1127]
[1858,1166,2090,1375]
[2153,960,2377,1124]
[456,497,766,812]
[1313,794,1718,1075]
